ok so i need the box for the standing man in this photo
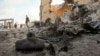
[14,23,17,29]
[25,15,30,28]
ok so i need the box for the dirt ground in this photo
[0,29,100,56]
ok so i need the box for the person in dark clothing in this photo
[20,24,23,28]
[14,23,17,29]
[25,15,30,28]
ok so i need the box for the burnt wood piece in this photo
[59,46,68,52]
[46,44,56,55]
[82,23,98,33]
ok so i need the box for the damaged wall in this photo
[40,0,52,23]
[40,0,91,23]
[74,0,91,4]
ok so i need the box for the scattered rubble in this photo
[0,0,100,56]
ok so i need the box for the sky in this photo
[0,0,89,24]
[0,0,63,24]
[0,0,64,24]
[0,0,41,24]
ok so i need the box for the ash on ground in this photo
[0,0,100,56]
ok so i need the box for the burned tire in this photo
[15,39,45,52]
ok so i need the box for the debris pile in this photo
[16,2,100,55]
[0,0,100,56]
[15,0,100,56]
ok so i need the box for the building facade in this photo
[40,0,91,23]
[40,0,52,23]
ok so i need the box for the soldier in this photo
[14,23,17,29]
[25,15,30,28]
[20,24,23,28]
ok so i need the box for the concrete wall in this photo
[74,0,91,4]
[40,0,52,23]
[40,0,91,23]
